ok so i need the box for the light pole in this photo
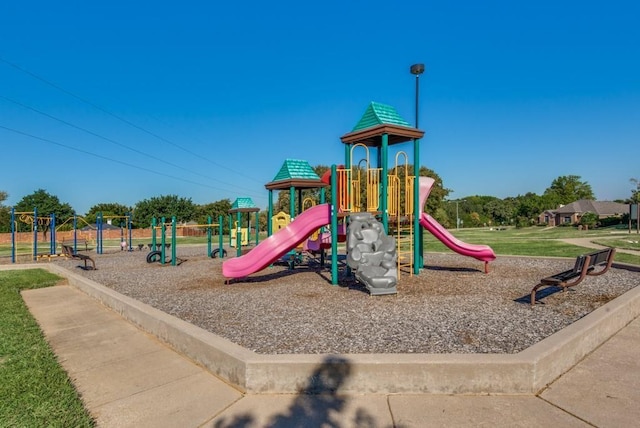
[456,200,460,230]
[410,63,425,273]
[410,64,425,128]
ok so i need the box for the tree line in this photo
[1,172,638,236]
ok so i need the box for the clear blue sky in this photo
[1,1,638,214]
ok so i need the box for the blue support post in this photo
[33,207,38,261]
[97,212,103,254]
[50,213,56,255]
[73,214,77,252]
[10,208,15,263]
[128,213,133,251]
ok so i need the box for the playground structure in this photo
[5,207,230,267]
[223,102,496,293]
[7,209,135,262]
[228,198,260,256]
[96,213,133,254]
[147,216,225,266]
[9,208,57,262]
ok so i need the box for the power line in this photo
[0,124,267,202]
[0,94,262,195]
[0,56,265,184]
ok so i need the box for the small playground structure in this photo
[8,208,57,262]
[147,216,225,266]
[95,213,133,254]
[7,209,138,262]
[222,102,496,294]
[228,198,260,256]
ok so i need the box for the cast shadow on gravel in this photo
[514,286,565,305]
[212,356,391,428]
[423,264,483,273]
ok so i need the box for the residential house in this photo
[538,200,629,226]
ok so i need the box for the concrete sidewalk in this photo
[22,284,640,427]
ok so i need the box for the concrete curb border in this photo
[5,262,640,394]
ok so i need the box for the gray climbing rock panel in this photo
[346,213,398,296]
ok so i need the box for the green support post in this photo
[152,217,157,249]
[267,189,273,237]
[381,134,389,232]
[171,216,176,266]
[289,186,295,219]
[160,217,166,265]
[207,216,212,257]
[255,211,259,246]
[414,137,423,273]
[236,211,241,257]
[331,165,338,285]
[218,215,224,258]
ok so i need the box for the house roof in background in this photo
[554,200,629,216]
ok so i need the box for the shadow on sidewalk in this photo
[212,355,387,427]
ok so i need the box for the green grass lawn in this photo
[0,269,95,427]
[422,226,640,265]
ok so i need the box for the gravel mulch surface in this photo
[28,246,640,354]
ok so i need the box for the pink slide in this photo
[418,177,496,266]
[222,204,332,278]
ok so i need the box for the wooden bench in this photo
[530,247,615,306]
[61,244,96,270]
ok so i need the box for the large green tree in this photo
[133,195,196,228]
[194,199,232,233]
[543,175,594,206]
[484,198,517,226]
[84,203,132,225]
[13,189,74,238]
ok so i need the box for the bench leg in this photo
[531,283,544,306]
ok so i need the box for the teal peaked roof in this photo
[271,159,320,182]
[352,102,411,132]
[229,197,259,213]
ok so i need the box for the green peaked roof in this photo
[231,197,258,210]
[352,102,411,131]
[271,159,320,182]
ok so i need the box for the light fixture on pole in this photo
[409,63,425,128]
